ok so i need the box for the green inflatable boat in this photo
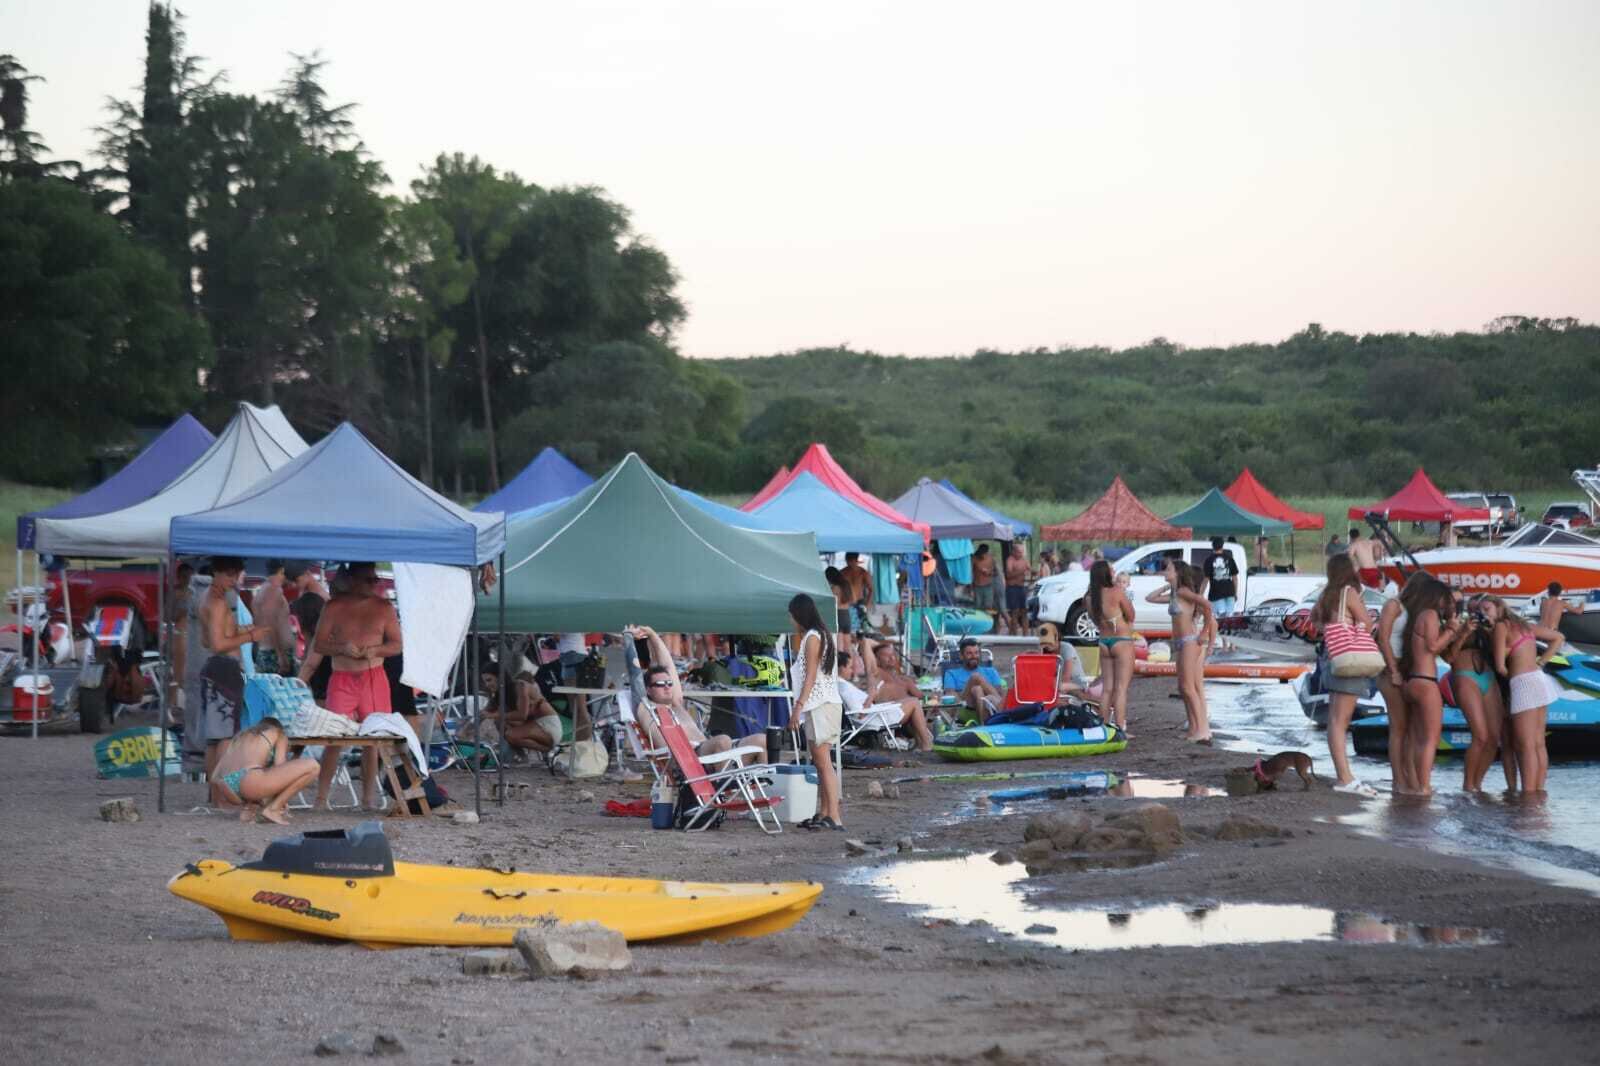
[933,721,1129,762]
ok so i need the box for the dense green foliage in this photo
[704,321,1600,500]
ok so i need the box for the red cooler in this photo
[13,674,54,721]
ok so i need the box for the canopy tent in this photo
[1348,468,1491,522]
[18,414,215,549]
[890,478,1015,541]
[750,472,924,553]
[1223,468,1325,531]
[741,443,930,540]
[1041,476,1192,542]
[675,486,800,533]
[171,423,505,565]
[481,452,834,634]
[34,403,308,558]
[938,479,1032,538]
[1167,488,1294,538]
[473,446,594,514]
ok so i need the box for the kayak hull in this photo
[169,858,823,948]
[934,722,1128,762]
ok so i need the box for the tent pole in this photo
[496,555,505,808]
[157,558,167,814]
[31,550,40,740]
[470,606,480,818]
[62,559,76,664]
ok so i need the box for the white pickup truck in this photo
[1031,540,1324,640]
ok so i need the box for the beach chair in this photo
[1011,654,1063,709]
[841,700,911,750]
[618,692,672,786]
[652,704,781,834]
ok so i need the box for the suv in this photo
[1484,492,1520,533]
[1542,501,1594,530]
[1445,492,1496,539]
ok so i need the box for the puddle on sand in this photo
[860,853,1496,951]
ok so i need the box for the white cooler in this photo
[767,764,818,823]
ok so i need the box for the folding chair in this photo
[841,700,912,750]
[1011,653,1063,709]
[618,692,672,786]
[653,704,780,834]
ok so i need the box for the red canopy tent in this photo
[742,444,930,540]
[1348,468,1490,522]
[1224,468,1325,530]
[1041,476,1192,542]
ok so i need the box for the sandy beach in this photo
[5,676,1600,1066]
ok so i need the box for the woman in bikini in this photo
[1374,572,1427,795]
[1492,600,1564,795]
[1146,560,1215,743]
[211,717,319,824]
[1399,578,1465,796]
[1445,594,1504,792]
[1310,554,1381,796]
[1087,560,1135,735]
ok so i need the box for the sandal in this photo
[815,816,844,831]
[797,815,821,830]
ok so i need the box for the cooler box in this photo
[767,763,818,823]
[13,674,55,720]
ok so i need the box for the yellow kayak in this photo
[168,823,822,949]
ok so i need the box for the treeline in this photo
[706,320,1600,500]
[3,8,1595,504]
[1,6,732,494]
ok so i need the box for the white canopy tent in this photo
[34,403,307,557]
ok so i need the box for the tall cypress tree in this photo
[124,3,194,307]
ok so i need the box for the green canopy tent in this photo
[1166,487,1294,538]
[477,452,835,634]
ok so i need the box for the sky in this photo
[7,0,1598,358]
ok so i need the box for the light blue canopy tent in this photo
[675,487,802,532]
[474,446,594,514]
[748,472,923,553]
[937,479,1032,538]
[171,423,505,564]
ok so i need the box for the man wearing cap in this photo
[941,637,1005,723]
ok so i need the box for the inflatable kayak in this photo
[934,721,1128,762]
[1132,659,1309,681]
[169,823,822,948]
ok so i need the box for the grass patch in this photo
[0,481,77,606]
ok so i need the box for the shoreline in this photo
[5,676,1600,1064]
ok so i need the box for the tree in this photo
[0,54,50,179]
[0,179,209,481]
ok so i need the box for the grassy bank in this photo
[0,481,73,607]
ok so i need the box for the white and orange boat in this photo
[1132,658,1309,681]
[1377,523,1600,598]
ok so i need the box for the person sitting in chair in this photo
[1035,622,1103,703]
[942,637,1005,723]
[838,638,933,751]
[624,625,765,764]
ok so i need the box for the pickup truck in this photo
[1030,540,1324,640]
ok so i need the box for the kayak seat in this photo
[244,820,395,879]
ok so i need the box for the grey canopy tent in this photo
[890,478,1015,541]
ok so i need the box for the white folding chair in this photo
[289,745,362,810]
[842,701,912,750]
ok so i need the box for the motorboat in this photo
[1376,523,1600,598]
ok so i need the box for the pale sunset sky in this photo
[7,0,1597,357]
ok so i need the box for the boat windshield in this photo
[1500,524,1600,549]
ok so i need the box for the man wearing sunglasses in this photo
[623,624,765,765]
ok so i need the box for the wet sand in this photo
[5,677,1600,1065]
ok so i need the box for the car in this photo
[1445,492,1497,539]
[1484,492,1520,532]
[1542,501,1594,530]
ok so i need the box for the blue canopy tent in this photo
[675,487,802,533]
[18,414,215,549]
[169,422,507,816]
[937,479,1032,539]
[474,446,594,514]
[747,472,924,553]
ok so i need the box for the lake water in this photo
[1204,680,1600,896]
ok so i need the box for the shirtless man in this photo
[870,641,923,704]
[841,553,874,612]
[971,544,1000,626]
[1347,528,1384,589]
[309,562,401,809]
[199,557,271,798]
[1540,583,1576,631]
[1004,543,1031,633]
[251,559,296,676]
[844,637,933,750]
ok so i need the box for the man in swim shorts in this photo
[1347,528,1385,589]
[312,562,402,808]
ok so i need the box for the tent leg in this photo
[31,551,40,740]
[62,560,75,664]
[470,608,480,819]
[496,554,505,808]
[157,559,167,814]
